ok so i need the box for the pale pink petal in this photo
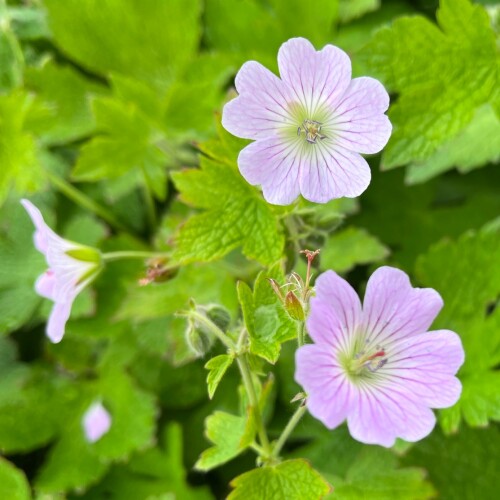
[83,402,112,443]
[362,267,444,347]
[35,270,56,300]
[299,144,371,202]
[21,199,56,253]
[307,270,362,348]
[222,61,295,140]
[347,385,436,447]
[330,77,391,154]
[277,37,351,115]
[295,344,354,429]
[238,137,301,205]
[46,300,74,343]
[382,329,464,408]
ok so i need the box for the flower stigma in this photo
[347,344,388,376]
[297,119,327,144]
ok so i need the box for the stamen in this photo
[351,345,388,374]
[297,119,326,144]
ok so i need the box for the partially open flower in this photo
[21,199,102,343]
[82,401,111,443]
[295,266,464,447]
[222,37,391,205]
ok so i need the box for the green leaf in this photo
[7,6,50,40]
[338,0,380,23]
[0,19,24,91]
[25,60,105,145]
[172,157,285,265]
[80,423,212,500]
[321,226,389,273]
[35,370,157,493]
[205,354,234,399]
[360,0,499,169]
[0,92,45,204]
[43,0,201,87]
[0,458,31,500]
[237,264,297,364]
[72,96,169,200]
[194,410,255,472]
[402,426,500,500]
[406,104,500,184]
[415,224,500,431]
[327,448,435,500]
[228,459,331,500]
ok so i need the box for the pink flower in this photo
[21,199,102,343]
[82,401,111,443]
[295,267,464,447]
[222,37,391,205]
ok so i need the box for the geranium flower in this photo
[295,267,464,447]
[82,401,111,443]
[21,199,102,343]
[222,37,391,205]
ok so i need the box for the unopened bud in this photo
[285,291,305,321]
[206,304,231,333]
[139,257,178,285]
[185,319,215,357]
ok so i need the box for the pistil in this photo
[297,119,326,144]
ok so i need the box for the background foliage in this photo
[0,0,499,498]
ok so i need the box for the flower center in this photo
[297,119,326,144]
[349,345,388,375]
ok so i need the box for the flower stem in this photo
[297,321,305,347]
[272,404,308,458]
[187,310,236,351]
[102,250,171,262]
[141,169,157,232]
[236,354,271,455]
[45,169,133,235]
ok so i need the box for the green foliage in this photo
[195,410,255,472]
[0,458,31,500]
[43,0,201,87]
[81,423,212,499]
[238,264,297,364]
[320,226,389,273]
[406,104,500,184]
[205,354,234,399]
[228,459,331,500]
[416,224,500,432]
[360,0,499,169]
[172,157,285,265]
[402,426,500,500]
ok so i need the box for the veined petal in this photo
[347,384,436,447]
[295,344,354,429]
[238,137,301,205]
[299,144,371,202]
[307,270,362,349]
[47,299,74,343]
[222,61,295,140]
[330,77,391,154]
[362,267,444,348]
[21,199,65,254]
[35,270,56,300]
[382,329,464,408]
[278,37,351,116]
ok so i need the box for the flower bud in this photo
[206,304,231,333]
[185,319,215,357]
[285,291,305,321]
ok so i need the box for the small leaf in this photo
[205,354,234,399]
[195,411,255,472]
[237,264,297,364]
[0,457,31,500]
[228,459,331,500]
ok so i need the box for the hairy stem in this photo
[272,404,308,458]
[236,354,272,455]
[187,310,236,351]
[102,250,171,262]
